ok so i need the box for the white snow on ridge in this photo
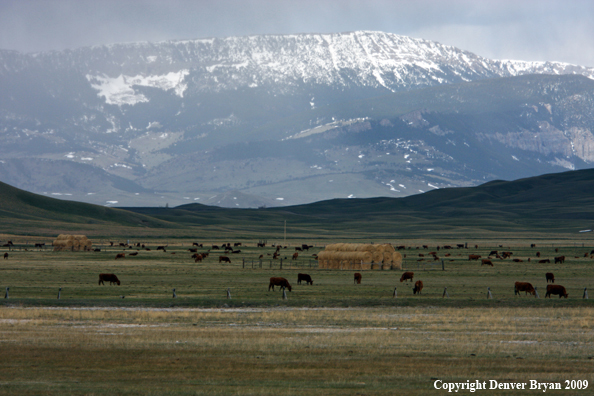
[86,70,190,106]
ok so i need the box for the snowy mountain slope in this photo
[1,31,594,207]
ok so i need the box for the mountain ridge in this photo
[2,31,594,208]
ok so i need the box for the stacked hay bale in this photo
[52,234,92,251]
[318,243,402,270]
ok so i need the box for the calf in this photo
[514,281,536,296]
[219,256,231,263]
[481,259,493,266]
[413,280,423,295]
[400,271,414,282]
[98,273,120,285]
[115,253,125,259]
[354,273,362,284]
[297,273,313,285]
[269,277,292,291]
[545,272,555,283]
[292,252,298,260]
[545,284,568,298]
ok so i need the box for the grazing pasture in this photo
[0,240,593,394]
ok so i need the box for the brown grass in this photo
[0,306,592,395]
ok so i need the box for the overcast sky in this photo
[1,0,593,66]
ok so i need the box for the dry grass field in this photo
[1,239,593,394]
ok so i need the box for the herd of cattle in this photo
[49,241,578,300]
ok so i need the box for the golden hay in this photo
[53,234,92,252]
[318,243,401,270]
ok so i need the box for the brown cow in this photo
[554,256,565,264]
[219,256,231,263]
[538,259,551,264]
[3,252,7,259]
[546,284,568,298]
[129,252,138,256]
[115,253,125,259]
[468,254,481,261]
[413,280,423,295]
[514,281,536,296]
[292,252,299,260]
[354,273,362,284]
[546,272,555,283]
[512,259,523,262]
[481,259,493,266]
[98,273,120,285]
[400,271,414,282]
[297,273,313,285]
[268,277,292,291]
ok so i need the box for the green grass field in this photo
[1,240,593,395]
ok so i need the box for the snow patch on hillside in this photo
[86,70,189,106]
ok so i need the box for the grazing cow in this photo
[193,254,203,262]
[418,253,425,257]
[94,248,101,252]
[481,259,493,266]
[157,246,166,251]
[188,248,197,253]
[536,252,541,257]
[538,259,551,264]
[501,252,513,259]
[514,281,536,296]
[98,273,120,285]
[546,272,555,283]
[457,244,465,249]
[512,258,523,262]
[554,256,565,264]
[413,280,423,295]
[400,271,414,282]
[212,245,220,250]
[219,256,231,263]
[268,277,292,291]
[234,243,242,247]
[232,250,241,254]
[468,254,481,261]
[396,245,406,250]
[273,252,280,259]
[3,252,7,259]
[301,244,310,251]
[530,244,536,248]
[354,273,362,284]
[257,242,266,248]
[115,253,125,259]
[295,247,302,251]
[488,250,498,256]
[292,252,299,260]
[129,252,138,256]
[35,243,45,249]
[297,273,313,285]
[546,284,568,298]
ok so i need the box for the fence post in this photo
[442,259,445,271]
[443,287,449,298]
[172,288,177,298]
[584,288,589,299]
[227,288,231,299]
[534,287,540,299]
[242,258,245,269]
[57,287,61,300]
[4,287,8,299]
[487,287,493,299]
[393,287,397,298]
[282,287,287,300]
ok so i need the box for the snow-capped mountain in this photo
[1,31,594,207]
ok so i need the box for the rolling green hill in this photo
[1,168,594,239]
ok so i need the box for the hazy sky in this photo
[1,0,593,66]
